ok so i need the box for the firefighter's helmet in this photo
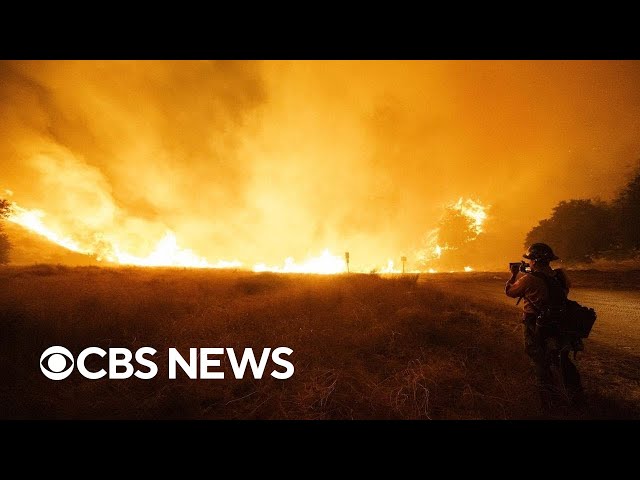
[523,243,559,262]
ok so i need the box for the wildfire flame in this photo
[107,232,242,269]
[379,259,400,273]
[4,196,486,273]
[7,202,242,269]
[8,205,89,254]
[451,197,488,236]
[417,197,489,267]
[378,259,421,274]
[252,249,346,274]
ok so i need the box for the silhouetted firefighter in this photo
[506,243,596,410]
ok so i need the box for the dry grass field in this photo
[1,265,638,419]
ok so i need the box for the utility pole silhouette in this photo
[401,256,407,274]
[345,251,350,273]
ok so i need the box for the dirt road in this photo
[420,275,640,352]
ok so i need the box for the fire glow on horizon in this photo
[2,61,639,274]
[5,197,489,273]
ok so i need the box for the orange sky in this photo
[1,61,639,270]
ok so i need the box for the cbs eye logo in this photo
[40,346,75,380]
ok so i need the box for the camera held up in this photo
[509,261,531,273]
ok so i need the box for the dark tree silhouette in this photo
[438,209,476,248]
[613,168,640,252]
[525,199,614,262]
[526,165,640,263]
[0,199,11,265]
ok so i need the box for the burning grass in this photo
[0,266,637,419]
